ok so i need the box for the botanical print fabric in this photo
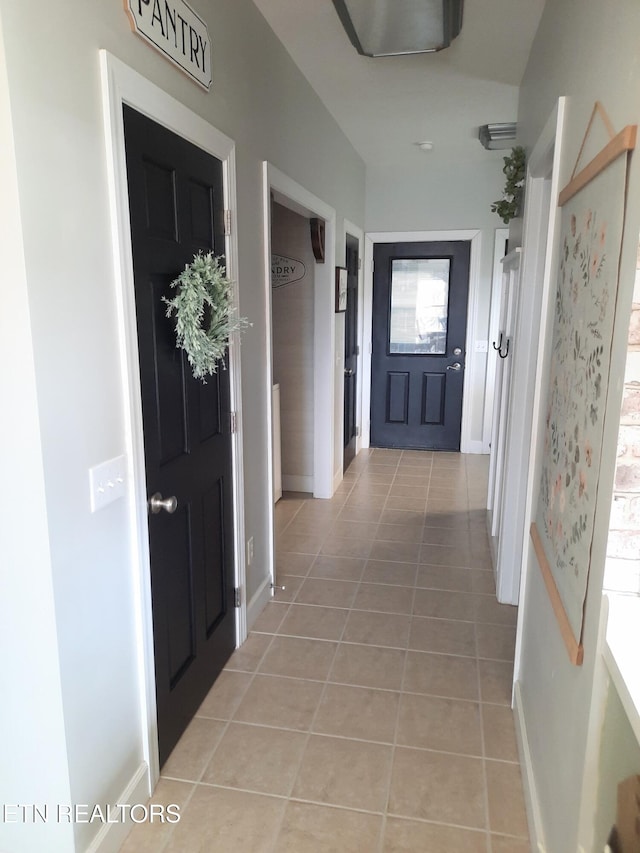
[536,156,626,642]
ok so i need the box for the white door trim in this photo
[363,229,482,452]
[99,51,247,790]
[343,219,365,462]
[484,228,509,455]
[513,97,567,674]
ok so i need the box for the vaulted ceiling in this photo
[252,0,546,168]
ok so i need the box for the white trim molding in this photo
[514,97,567,677]
[282,475,314,493]
[363,229,482,453]
[84,763,149,853]
[343,219,365,461]
[246,574,272,632]
[484,228,509,454]
[514,681,547,851]
[99,50,246,792]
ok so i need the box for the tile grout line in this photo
[198,450,516,853]
[376,448,426,853]
[251,617,516,655]
[476,615,494,853]
[315,448,397,851]
[131,452,512,851]
[164,634,294,852]
[264,508,363,853]
[150,628,281,851]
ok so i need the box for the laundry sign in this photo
[125,0,212,91]
[271,254,306,288]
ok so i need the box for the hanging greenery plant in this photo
[163,251,250,382]
[491,145,526,224]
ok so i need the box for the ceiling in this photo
[252,0,546,168]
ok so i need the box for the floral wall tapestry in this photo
[535,154,627,644]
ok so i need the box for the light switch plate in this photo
[89,455,127,512]
[475,340,489,353]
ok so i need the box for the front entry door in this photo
[124,106,236,765]
[343,234,359,471]
[370,241,471,450]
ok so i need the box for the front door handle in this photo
[148,492,178,514]
[446,363,462,372]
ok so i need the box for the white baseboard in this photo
[333,468,343,493]
[461,439,485,454]
[246,573,272,631]
[513,680,546,852]
[282,474,313,493]
[84,763,150,853]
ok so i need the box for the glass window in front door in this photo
[389,258,451,354]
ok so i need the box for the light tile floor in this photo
[121,449,530,853]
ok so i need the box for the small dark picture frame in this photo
[335,267,347,313]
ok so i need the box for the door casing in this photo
[484,228,510,454]
[511,97,566,669]
[363,230,482,453]
[100,51,246,789]
[344,220,365,465]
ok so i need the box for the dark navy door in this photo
[370,240,470,450]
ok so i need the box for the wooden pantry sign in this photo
[125,0,212,90]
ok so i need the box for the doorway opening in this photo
[271,202,316,494]
[261,163,337,598]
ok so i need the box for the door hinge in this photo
[356,426,360,437]
[229,412,237,433]
[358,257,362,270]
[224,209,232,236]
[234,587,242,608]
[356,344,360,356]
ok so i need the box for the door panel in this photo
[387,372,409,423]
[124,105,236,765]
[343,234,359,470]
[370,241,470,450]
[202,480,227,634]
[422,373,445,424]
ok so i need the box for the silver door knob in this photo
[344,368,354,377]
[446,362,462,372]
[148,492,178,514]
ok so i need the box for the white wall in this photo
[0,0,365,850]
[0,17,74,853]
[366,154,513,448]
[515,2,640,851]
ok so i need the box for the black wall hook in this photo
[492,333,510,359]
